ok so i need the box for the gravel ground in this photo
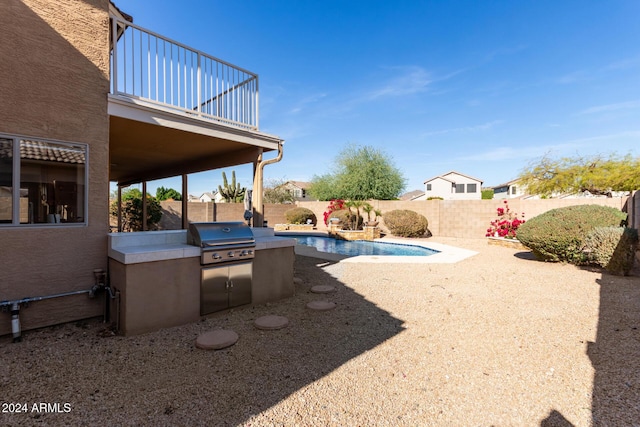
[1,237,639,426]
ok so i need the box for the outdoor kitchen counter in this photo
[107,228,296,336]
[108,228,296,264]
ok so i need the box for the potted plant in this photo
[362,203,382,227]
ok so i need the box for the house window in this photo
[0,133,87,226]
[466,183,477,193]
[511,186,517,195]
[455,184,465,193]
[426,184,432,191]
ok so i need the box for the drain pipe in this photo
[253,142,284,228]
[1,269,115,342]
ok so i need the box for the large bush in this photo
[284,207,317,225]
[383,210,429,237]
[109,196,162,232]
[516,205,627,263]
[583,227,638,275]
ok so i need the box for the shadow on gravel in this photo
[589,261,640,425]
[513,251,538,261]
[0,255,405,426]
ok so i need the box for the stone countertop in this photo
[108,229,296,265]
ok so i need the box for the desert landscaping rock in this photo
[195,329,239,350]
[310,284,336,294]
[1,236,638,426]
[306,300,337,311]
[254,315,289,330]
[293,277,304,285]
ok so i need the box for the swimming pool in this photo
[293,235,438,257]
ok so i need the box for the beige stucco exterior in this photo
[0,0,110,335]
[0,1,288,338]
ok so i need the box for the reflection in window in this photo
[19,139,86,224]
[0,138,12,223]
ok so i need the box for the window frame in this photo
[466,183,477,193]
[0,132,89,228]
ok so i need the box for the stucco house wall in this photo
[0,0,110,335]
[424,171,482,200]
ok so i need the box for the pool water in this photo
[293,236,438,257]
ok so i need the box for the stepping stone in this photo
[307,300,336,311]
[254,315,289,330]
[195,329,238,350]
[310,285,336,294]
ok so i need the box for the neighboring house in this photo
[400,190,425,201]
[423,171,483,200]
[0,1,284,337]
[198,191,224,203]
[492,179,527,199]
[281,181,316,202]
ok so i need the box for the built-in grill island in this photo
[188,222,256,315]
[108,225,296,336]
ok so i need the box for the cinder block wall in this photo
[296,197,629,238]
[160,197,631,238]
[159,202,292,228]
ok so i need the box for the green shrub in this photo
[516,205,627,263]
[328,209,363,230]
[427,197,443,200]
[284,207,317,225]
[583,227,638,275]
[383,209,429,237]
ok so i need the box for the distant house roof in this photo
[491,178,520,189]
[0,139,85,164]
[400,190,424,201]
[423,171,483,184]
[285,181,312,189]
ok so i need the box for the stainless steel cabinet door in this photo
[201,266,229,315]
[227,262,252,308]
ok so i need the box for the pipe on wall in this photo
[1,269,114,342]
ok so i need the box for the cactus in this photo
[218,171,246,202]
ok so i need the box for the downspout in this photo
[253,142,283,227]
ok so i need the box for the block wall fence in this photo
[160,192,637,239]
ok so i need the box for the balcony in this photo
[110,15,258,131]
[107,13,281,186]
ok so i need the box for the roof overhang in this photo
[108,95,282,186]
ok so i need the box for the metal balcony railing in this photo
[110,16,258,130]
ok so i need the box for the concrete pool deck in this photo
[275,231,478,263]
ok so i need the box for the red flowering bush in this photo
[323,199,345,225]
[486,200,525,239]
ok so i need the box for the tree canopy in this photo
[517,153,640,197]
[263,179,296,204]
[309,144,406,200]
[156,186,182,201]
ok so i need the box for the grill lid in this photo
[188,222,255,248]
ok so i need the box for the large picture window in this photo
[0,134,87,226]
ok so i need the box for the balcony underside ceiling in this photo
[108,96,281,186]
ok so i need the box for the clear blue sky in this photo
[118,0,640,197]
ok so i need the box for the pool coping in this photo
[275,231,478,264]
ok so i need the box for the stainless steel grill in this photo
[188,222,255,315]
[188,221,255,265]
